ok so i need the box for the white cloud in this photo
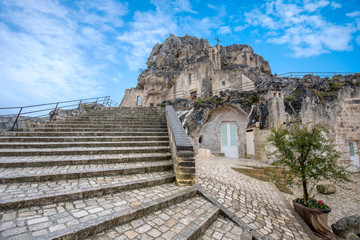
[218,26,231,34]
[117,1,222,70]
[304,0,329,12]
[330,2,342,9]
[356,36,360,44]
[207,4,217,10]
[173,0,197,13]
[234,25,246,32]
[346,11,360,18]
[0,0,128,106]
[245,0,358,58]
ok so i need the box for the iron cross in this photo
[214,35,221,45]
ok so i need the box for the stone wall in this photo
[165,105,196,186]
[193,105,248,158]
[335,99,360,171]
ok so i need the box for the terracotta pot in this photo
[293,200,333,239]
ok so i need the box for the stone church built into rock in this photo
[121,34,360,172]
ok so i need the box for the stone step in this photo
[0,171,175,210]
[56,120,166,125]
[0,141,170,149]
[0,136,169,143]
[199,215,253,240]
[10,131,168,137]
[72,116,166,121]
[79,114,165,118]
[0,146,170,156]
[90,195,219,240]
[0,186,196,239]
[0,153,171,167]
[41,123,167,128]
[0,161,173,183]
[23,127,168,132]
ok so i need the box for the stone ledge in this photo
[165,105,195,186]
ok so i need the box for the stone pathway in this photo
[91,196,219,240]
[284,173,360,226]
[196,156,313,240]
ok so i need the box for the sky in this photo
[0,0,359,108]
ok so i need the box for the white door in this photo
[221,122,238,158]
[349,142,359,172]
[246,130,255,157]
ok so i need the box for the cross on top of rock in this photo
[214,35,221,45]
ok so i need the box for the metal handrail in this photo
[277,72,357,77]
[0,96,119,131]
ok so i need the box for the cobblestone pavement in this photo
[0,171,173,202]
[196,156,312,240]
[91,196,218,240]
[200,216,246,240]
[0,183,188,239]
[284,173,360,225]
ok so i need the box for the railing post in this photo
[50,103,59,121]
[95,97,99,109]
[11,107,23,131]
[76,100,82,116]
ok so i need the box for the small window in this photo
[191,91,197,100]
[199,135,203,144]
[189,74,192,84]
[137,96,141,106]
[222,81,225,86]
[349,143,355,156]
[150,103,154,107]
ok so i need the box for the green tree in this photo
[268,124,349,202]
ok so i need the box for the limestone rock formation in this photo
[121,34,271,107]
[163,74,360,164]
[331,215,360,240]
[120,34,360,169]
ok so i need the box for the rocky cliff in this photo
[121,34,272,107]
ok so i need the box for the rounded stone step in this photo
[0,161,173,183]
[0,146,170,156]
[0,136,169,143]
[0,171,176,209]
[25,127,168,132]
[90,195,220,240]
[0,153,172,167]
[11,131,168,137]
[0,141,170,149]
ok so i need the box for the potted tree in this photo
[267,123,350,239]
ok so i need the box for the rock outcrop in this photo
[121,34,271,107]
[120,34,360,168]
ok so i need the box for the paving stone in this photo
[90,196,218,239]
[196,156,313,240]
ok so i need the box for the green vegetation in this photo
[267,124,349,202]
[284,96,295,102]
[329,81,344,91]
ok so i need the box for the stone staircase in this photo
[0,107,255,239]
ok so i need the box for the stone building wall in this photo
[193,105,248,158]
[120,34,271,107]
[335,99,360,171]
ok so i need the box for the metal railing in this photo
[277,72,357,78]
[164,81,256,101]
[0,96,119,131]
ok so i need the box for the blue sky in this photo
[1,0,359,107]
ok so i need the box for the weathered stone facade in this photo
[120,34,360,172]
[120,34,270,107]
